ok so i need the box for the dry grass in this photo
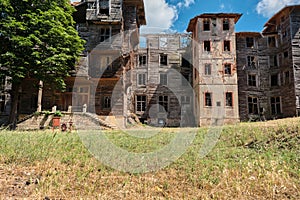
[0,118,299,199]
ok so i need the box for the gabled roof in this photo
[186,13,242,32]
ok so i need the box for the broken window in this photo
[136,95,146,112]
[160,54,168,65]
[139,55,147,66]
[224,40,230,51]
[224,64,232,75]
[100,27,111,42]
[269,55,278,67]
[99,0,110,15]
[205,92,212,107]
[271,74,279,86]
[139,36,147,48]
[271,97,281,115]
[204,41,211,52]
[203,19,210,31]
[158,96,168,112]
[248,74,257,87]
[247,56,256,68]
[137,73,146,86]
[268,36,276,47]
[204,64,211,75]
[159,37,168,48]
[225,92,233,107]
[223,18,229,31]
[160,73,168,85]
[103,96,111,109]
[246,37,254,48]
[248,97,258,114]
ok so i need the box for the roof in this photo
[186,13,242,32]
[263,4,300,27]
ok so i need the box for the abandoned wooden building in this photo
[1,2,300,128]
[187,13,241,126]
[236,5,300,121]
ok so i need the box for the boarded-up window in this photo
[136,95,146,112]
[205,92,212,107]
[248,97,258,114]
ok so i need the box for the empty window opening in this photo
[247,56,256,68]
[224,64,232,75]
[271,74,279,86]
[224,40,230,51]
[269,55,278,67]
[268,36,276,47]
[204,41,211,52]
[205,64,211,75]
[271,97,281,115]
[103,96,111,109]
[223,18,229,30]
[205,92,212,107]
[160,54,168,65]
[203,19,210,31]
[225,92,233,107]
[139,55,147,66]
[246,37,254,48]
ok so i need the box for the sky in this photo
[141,0,300,33]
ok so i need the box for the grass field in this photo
[0,118,299,199]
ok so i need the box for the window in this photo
[103,96,111,109]
[160,73,168,85]
[136,95,146,112]
[268,36,276,47]
[159,37,168,48]
[158,96,168,112]
[284,51,289,58]
[297,96,300,109]
[248,97,258,114]
[204,41,211,52]
[205,92,212,107]
[203,19,210,31]
[137,73,146,86]
[100,56,112,71]
[284,71,290,84]
[246,37,254,48]
[269,55,278,67]
[139,55,147,66]
[99,0,110,15]
[248,74,257,87]
[181,96,191,104]
[223,18,229,30]
[160,54,168,65]
[271,74,279,86]
[224,40,230,51]
[100,27,111,42]
[139,36,147,48]
[224,64,232,75]
[180,36,189,48]
[271,97,281,115]
[225,92,233,107]
[247,56,256,68]
[204,64,211,75]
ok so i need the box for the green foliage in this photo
[53,110,63,117]
[0,0,84,88]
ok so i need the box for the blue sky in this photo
[141,0,300,33]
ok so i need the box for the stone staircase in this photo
[73,112,118,130]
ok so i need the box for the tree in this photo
[0,0,84,128]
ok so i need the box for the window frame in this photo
[204,63,212,76]
[159,73,168,86]
[203,18,210,31]
[224,63,232,75]
[100,27,111,43]
[225,92,233,107]
[246,37,255,48]
[248,74,257,87]
[204,40,211,52]
[248,96,259,114]
[136,95,147,112]
[223,18,230,31]
[160,54,168,66]
[224,40,231,52]
[270,97,281,115]
[103,96,111,109]
[204,92,212,107]
[137,73,146,86]
[158,95,168,112]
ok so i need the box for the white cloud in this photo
[177,0,195,8]
[256,0,299,18]
[141,0,178,33]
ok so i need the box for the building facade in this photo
[187,13,241,126]
[236,5,300,121]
